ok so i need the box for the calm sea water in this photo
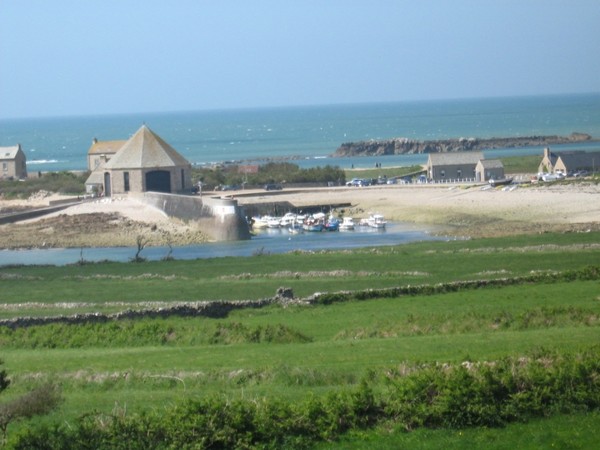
[1,93,600,172]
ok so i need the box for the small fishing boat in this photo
[303,214,324,232]
[489,177,513,187]
[324,216,340,231]
[339,217,355,231]
[367,214,386,229]
[251,216,270,229]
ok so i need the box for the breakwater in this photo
[333,132,595,157]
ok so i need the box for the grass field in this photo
[1,231,599,448]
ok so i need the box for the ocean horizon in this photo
[1,93,600,172]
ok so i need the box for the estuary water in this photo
[1,93,599,172]
[0,223,441,266]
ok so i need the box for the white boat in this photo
[367,214,386,229]
[267,217,282,228]
[339,217,355,231]
[279,213,297,227]
[251,216,270,229]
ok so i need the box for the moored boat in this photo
[367,214,386,229]
[339,217,355,231]
[489,177,513,187]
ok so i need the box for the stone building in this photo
[426,152,484,182]
[0,144,27,180]
[101,125,192,196]
[85,138,127,193]
[538,147,598,174]
[476,159,505,182]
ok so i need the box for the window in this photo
[2,163,7,172]
[124,172,130,192]
[440,170,445,178]
[457,169,462,178]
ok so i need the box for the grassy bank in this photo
[0,232,599,448]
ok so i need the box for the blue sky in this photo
[1,0,599,119]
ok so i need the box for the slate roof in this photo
[87,140,127,155]
[556,151,598,170]
[0,145,22,160]
[104,125,190,170]
[477,159,504,169]
[428,151,483,165]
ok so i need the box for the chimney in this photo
[93,137,98,144]
[543,147,550,159]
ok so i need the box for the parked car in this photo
[573,170,589,177]
[216,184,238,191]
[346,178,369,187]
[264,183,283,191]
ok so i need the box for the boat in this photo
[267,217,282,228]
[303,215,324,232]
[324,216,340,231]
[489,177,513,187]
[367,214,386,229]
[279,213,297,227]
[251,216,270,229]
[339,217,355,231]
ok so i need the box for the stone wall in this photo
[134,192,251,241]
[0,288,296,329]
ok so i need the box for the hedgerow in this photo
[9,349,599,449]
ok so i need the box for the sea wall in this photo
[333,133,594,157]
[134,192,251,241]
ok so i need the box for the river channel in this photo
[0,223,442,266]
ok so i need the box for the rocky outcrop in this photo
[332,133,594,157]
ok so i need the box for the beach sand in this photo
[1,182,599,249]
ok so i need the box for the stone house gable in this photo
[0,144,27,180]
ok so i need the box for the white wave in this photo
[26,159,60,165]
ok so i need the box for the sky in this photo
[1,0,599,119]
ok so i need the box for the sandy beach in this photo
[1,181,599,249]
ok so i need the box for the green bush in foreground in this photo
[10,349,599,449]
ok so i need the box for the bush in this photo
[0,172,87,199]
[10,349,600,449]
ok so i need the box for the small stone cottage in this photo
[0,144,27,180]
[476,159,505,182]
[85,138,127,193]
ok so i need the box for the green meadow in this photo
[0,231,599,448]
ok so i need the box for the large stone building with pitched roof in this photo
[426,151,485,182]
[0,144,27,180]
[100,125,192,196]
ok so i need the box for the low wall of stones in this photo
[0,288,296,329]
[134,192,251,241]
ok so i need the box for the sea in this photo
[1,93,600,173]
